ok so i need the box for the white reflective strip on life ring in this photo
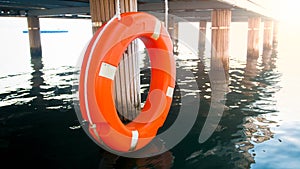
[84,15,118,125]
[98,62,117,80]
[129,130,139,151]
[166,86,174,98]
[151,19,161,40]
[90,124,101,141]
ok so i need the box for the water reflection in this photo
[98,146,174,169]
[0,36,292,168]
[232,47,281,168]
[30,57,45,109]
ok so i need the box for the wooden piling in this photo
[247,17,261,59]
[173,21,179,55]
[272,21,279,47]
[211,10,231,73]
[27,16,42,58]
[168,16,179,54]
[263,20,273,50]
[198,20,207,57]
[168,16,175,40]
[89,0,140,121]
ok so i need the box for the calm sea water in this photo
[1,17,300,169]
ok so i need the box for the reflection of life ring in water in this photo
[79,12,176,152]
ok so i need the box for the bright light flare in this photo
[271,1,300,23]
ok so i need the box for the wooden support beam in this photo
[173,21,179,55]
[168,16,179,54]
[263,20,273,50]
[168,16,175,42]
[272,21,279,47]
[27,16,42,58]
[247,17,261,59]
[28,7,90,17]
[211,9,231,74]
[89,0,140,122]
[198,20,207,57]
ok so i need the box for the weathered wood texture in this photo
[168,16,179,54]
[27,16,42,58]
[263,20,273,50]
[211,9,231,72]
[272,22,279,46]
[247,17,261,59]
[89,0,140,121]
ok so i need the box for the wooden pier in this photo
[0,0,278,60]
[1,0,278,119]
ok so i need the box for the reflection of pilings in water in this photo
[97,140,174,169]
[262,46,278,71]
[187,46,279,168]
[242,58,259,93]
[233,115,276,168]
[262,49,273,71]
[30,57,44,105]
[233,47,279,167]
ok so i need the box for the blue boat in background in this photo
[22,30,68,33]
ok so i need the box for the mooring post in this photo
[27,16,42,58]
[263,20,273,50]
[247,17,261,59]
[89,0,140,121]
[211,9,231,76]
[198,20,207,57]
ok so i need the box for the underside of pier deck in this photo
[0,0,275,21]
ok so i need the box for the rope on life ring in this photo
[79,12,176,152]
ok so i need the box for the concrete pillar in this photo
[89,0,140,121]
[263,20,273,50]
[27,16,42,58]
[247,17,261,59]
[198,20,207,57]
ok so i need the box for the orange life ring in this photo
[79,12,176,152]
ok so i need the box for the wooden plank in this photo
[139,1,233,11]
